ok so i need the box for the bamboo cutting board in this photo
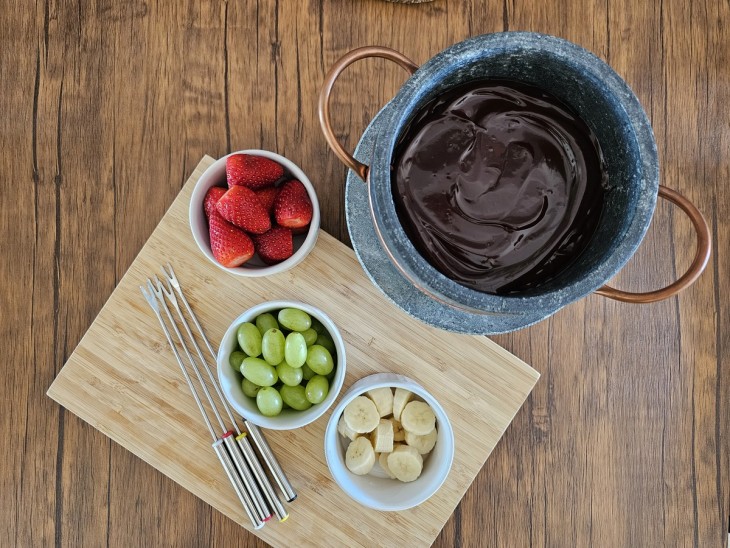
[47,156,539,548]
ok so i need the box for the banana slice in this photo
[345,437,376,475]
[343,396,380,433]
[405,427,438,454]
[337,415,360,441]
[366,387,394,417]
[392,388,413,422]
[387,444,423,482]
[378,451,397,479]
[391,419,405,442]
[370,419,394,453]
[400,401,436,436]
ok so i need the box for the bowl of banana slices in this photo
[324,373,455,511]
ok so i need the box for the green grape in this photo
[301,328,318,347]
[261,328,286,365]
[310,317,327,335]
[255,313,279,336]
[301,363,316,381]
[277,361,303,386]
[284,332,308,368]
[229,350,246,370]
[241,357,278,387]
[315,333,336,355]
[256,387,283,416]
[278,308,312,332]
[241,378,262,398]
[305,375,329,404]
[237,323,262,357]
[279,385,312,411]
[306,345,334,376]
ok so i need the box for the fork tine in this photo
[147,278,158,297]
[148,279,166,305]
[164,262,180,288]
[140,284,159,311]
[155,275,169,294]
[156,275,179,306]
[160,263,172,283]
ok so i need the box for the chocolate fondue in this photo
[392,80,607,295]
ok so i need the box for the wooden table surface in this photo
[2,1,727,546]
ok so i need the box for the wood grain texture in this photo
[46,156,539,547]
[2,0,728,546]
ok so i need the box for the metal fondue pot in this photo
[319,33,710,327]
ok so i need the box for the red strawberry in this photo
[254,226,294,264]
[273,180,313,229]
[226,154,284,189]
[208,209,255,267]
[203,186,227,217]
[255,186,280,216]
[216,186,271,235]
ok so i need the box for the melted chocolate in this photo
[392,80,607,295]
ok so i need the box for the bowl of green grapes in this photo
[217,300,346,430]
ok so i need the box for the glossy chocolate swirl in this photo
[392,80,607,295]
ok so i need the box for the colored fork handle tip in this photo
[222,430,234,438]
[263,514,273,522]
[286,494,297,503]
[235,432,247,440]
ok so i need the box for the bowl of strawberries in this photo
[190,150,320,276]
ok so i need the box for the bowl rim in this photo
[324,372,455,511]
[217,300,346,430]
[189,149,321,277]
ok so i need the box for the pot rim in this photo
[368,31,659,315]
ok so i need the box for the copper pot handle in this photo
[318,46,419,182]
[595,185,711,303]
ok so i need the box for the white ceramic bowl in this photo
[324,373,455,511]
[218,300,346,430]
[189,150,320,276]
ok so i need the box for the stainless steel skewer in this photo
[162,264,296,508]
[139,284,264,530]
[152,277,273,523]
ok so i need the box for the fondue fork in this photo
[161,264,296,508]
[150,277,274,524]
[140,283,265,529]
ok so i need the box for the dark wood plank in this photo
[1,0,727,546]
[1,5,61,546]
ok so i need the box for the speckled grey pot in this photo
[336,33,659,326]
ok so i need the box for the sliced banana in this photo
[378,451,397,479]
[366,387,394,417]
[391,419,405,442]
[387,444,423,482]
[370,419,394,453]
[337,415,361,441]
[345,437,376,475]
[343,396,380,433]
[400,400,436,436]
[405,427,438,454]
[392,388,413,422]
